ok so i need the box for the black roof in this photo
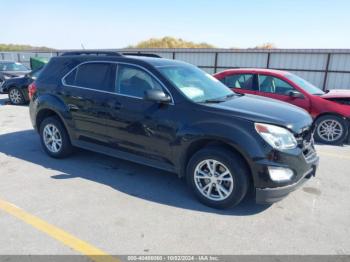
[56,51,187,68]
[60,51,121,57]
[124,55,186,67]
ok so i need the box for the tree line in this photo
[0,37,276,51]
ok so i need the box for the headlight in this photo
[3,75,11,80]
[255,123,297,150]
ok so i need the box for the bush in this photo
[129,37,215,48]
[0,44,54,51]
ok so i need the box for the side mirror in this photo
[144,89,171,103]
[288,90,304,99]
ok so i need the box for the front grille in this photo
[295,126,318,163]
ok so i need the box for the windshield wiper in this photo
[201,98,226,103]
[224,93,236,98]
[201,93,237,103]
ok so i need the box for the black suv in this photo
[29,51,319,209]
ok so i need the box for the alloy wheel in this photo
[316,119,343,142]
[9,89,23,104]
[194,159,234,201]
[43,124,63,153]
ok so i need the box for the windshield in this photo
[158,64,233,102]
[0,62,29,72]
[285,73,325,95]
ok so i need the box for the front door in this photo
[104,64,177,163]
[256,74,310,112]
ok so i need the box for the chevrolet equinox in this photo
[29,51,319,209]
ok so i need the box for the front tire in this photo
[186,146,250,209]
[39,116,73,158]
[8,87,25,105]
[314,115,348,145]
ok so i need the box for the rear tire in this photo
[8,87,25,105]
[186,146,250,209]
[39,116,73,158]
[314,115,348,145]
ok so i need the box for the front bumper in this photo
[256,162,318,204]
[253,135,319,204]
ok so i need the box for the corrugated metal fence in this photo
[1,48,350,90]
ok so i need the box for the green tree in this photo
[253,43,276,49]
[0,43,54,51]
[129,37,215,48]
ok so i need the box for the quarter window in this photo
[116,65,162,98]
[222,74,255,90]
[258,75,295,95]
[64,63,115,92]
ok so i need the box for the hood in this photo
[321,89,350,99]
[207,94,313,134]
[1,71,31,78]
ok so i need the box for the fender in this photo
[32,94,77,140]
[173,117,266,181]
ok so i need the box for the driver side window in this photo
[258,75,295,95]
[116,65,162,98]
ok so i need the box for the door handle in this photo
[113,103,122,110]
[106,101,122,110]
[68,104,79,111]
[71,95,83,100]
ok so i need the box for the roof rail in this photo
[122,52,161,58]
[60,51,122,57]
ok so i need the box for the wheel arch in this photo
[7,84,19,91]
[36,108,65,132]
[314,112,348,122]
[178,138,255,187]
[34,94,73,132]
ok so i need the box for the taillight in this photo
[28,82,37,100]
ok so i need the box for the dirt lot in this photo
[0,94,349,257]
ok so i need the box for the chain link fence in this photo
[1,48,350,90]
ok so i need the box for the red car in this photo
[214,69,350,145]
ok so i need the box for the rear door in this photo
[61,62,115,143]
[220,73,258,95]
[256,74,310,111]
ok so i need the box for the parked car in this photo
[0,67,43,105]
[214,69,350,145]
[29,51,319,209]
[0,61,31,89]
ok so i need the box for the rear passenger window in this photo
[222,74,255,90]
[64,63,115,92]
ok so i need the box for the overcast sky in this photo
[2,0,350,49]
